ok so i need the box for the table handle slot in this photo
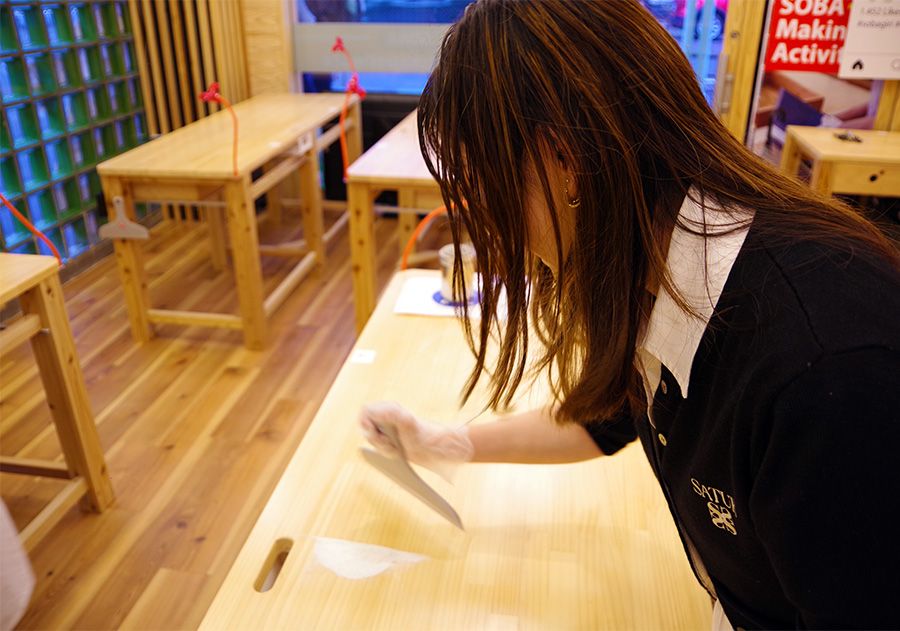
[254,537,294,593]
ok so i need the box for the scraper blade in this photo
[360,422,463,530]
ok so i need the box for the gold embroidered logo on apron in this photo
[691,478,738,536]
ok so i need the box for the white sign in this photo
[838,0,900,79]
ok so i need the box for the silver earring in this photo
[565,177,581,208]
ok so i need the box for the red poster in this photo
[764,0,852,74]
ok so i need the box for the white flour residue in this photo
[313,537,427,579]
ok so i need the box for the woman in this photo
[360,1,900,628]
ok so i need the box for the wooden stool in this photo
[0,254,114,552]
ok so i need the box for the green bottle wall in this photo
[1,0,148,261]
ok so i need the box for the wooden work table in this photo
[0,254,113,550]
[347,111,442,333]
[781,126,900,196]
[97,93,361,349]
[199,270,711,629]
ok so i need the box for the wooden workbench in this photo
[0,254,114,551]
[97,93,361,349]
[198,270,711,630]
[781,126,900,197]
[346,111,442,333]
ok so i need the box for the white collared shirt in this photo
[637,191,752,414]
[636,191,752,631]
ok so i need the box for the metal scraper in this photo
[360,423,464,530]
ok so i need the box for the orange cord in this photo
[400,206,447,270]
[0,192,63,265]
[332,37,365,181]
[217,94,239,177]
[199,83,238,177]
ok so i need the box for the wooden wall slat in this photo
[139,0,170,133]
[128,0,159,135]
[168,0,195,124]
[183,0,206,118]
[196,0,218,115]
[153,0,183,129]
[128,0,250,136]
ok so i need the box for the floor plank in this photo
[1,210,407,630]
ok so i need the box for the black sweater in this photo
[586,232,900,629]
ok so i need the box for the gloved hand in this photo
[359,401,474,480]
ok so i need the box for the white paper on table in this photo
[313,537,428,579]
[392,275,503,320]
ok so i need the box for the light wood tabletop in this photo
[782,127,900,163]
[0,253,58,306]
[781,126,900,197]
[97,93,353,180]
[346,112,445,333]
[347,111,433,187]
[199,270,711,630]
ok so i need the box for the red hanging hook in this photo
[199,82,239,177]
[332,37,366,181]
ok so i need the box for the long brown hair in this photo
[418,0,898,424]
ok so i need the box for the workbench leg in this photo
[397,190,418,259]
[20,276,115,512]
[207,209,228,271]
[300,151,325,266]
[348,182,377,334]
[101,176,153,343]
[809,161,833,197]
[265,161,284,225]
[225,179,267,350]
[346,100,364,164]
[779,130,803,181]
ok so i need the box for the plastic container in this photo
[12,5,48,51]
[16,146,50,192]
[1,7,18,55]
[35,97,65,138]
[114,2,130,36]
[438,243,477,304]
[62,91,90,130]
[36,225,65,259]
[6,102,40,148]
[24,52,57,96]
[63,215,88,258]
[84,207,99,242]
[75,170,100,207]
[1,56,29,103]
[92,124,116,160]
[133,113,146,143]
[70,132,95,168]
[45,138,73,179]
[0,114,11,153]
[126,77,141,109]
[42,4,74,46]
[120,115,138,148]
[11,240,39,255]
[26,189,57,229]
[86,85,111,120]
[99,43,114,76]
[52,177,81,219]
[69,4,97,43]
[51,49,81,89]
[119,41,133,74]
[1,155,23,197]
[107,80,125,114]
[0,205,31,248]
[77,45,101,83]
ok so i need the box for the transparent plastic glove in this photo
[359,401,474,481]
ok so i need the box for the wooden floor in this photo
[0,210,404,630]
